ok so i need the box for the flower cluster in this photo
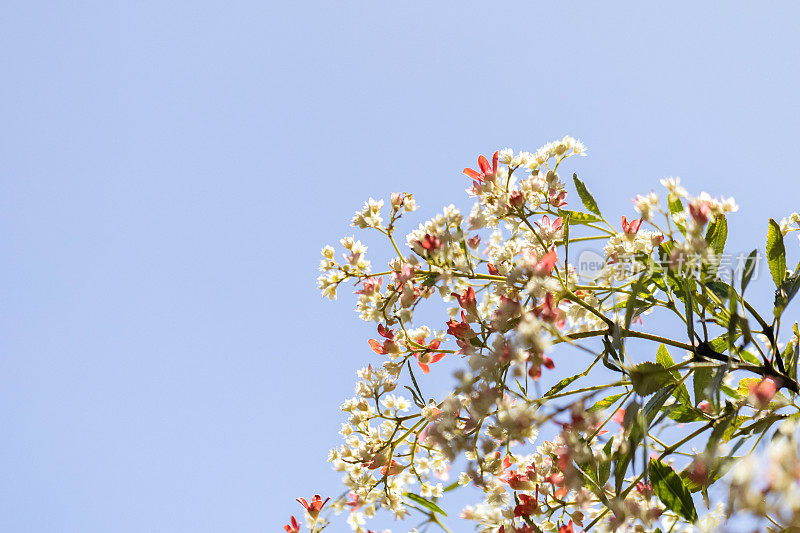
[301,137,800,532]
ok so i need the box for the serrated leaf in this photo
[707,402,736,450]
[722,415,747,441]
[650,459,697,521]
[588,392,625,412]
[736,413,787,438]
[557,209,601,224]
[705,214,727,256]
[669,197,686,234]
[736,377,760,397]
[741,249,758,293]
[656,344,679,380]
[624,275,649,329]
[403,492,447,516]
[668,196,684,215]
[544,373,582,397]
[767,218,787,288]
[598,440,612,484]
[615,401,641,493]
[739,349,760,365]
[693,365,712,405]
[666,403,704,423]
[642,386,674,426]
[705,280,730,299]
[573,174,601,216]
[630,362,676,396]
[684,278,696,345]
[775,262,800,317]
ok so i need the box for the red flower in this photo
[487,263,499,275]
[501,465,537,490]
[418,233,442,251]
[513,493,539,517]
[531,249,558,277]
[635,481,654,498]
[689,200,711,224]
[354,276,383,295]
[368,324,398,355]
[393,263,419,285]
[612,408,625,425]
[509,190,525,208]
[284,515,300,532]
[345,492,363,512]
[533,292,565,327]
[380,460,405,476]
[621,216,642,236]
[534,214,563,235]
[557,519,574,533]
[548,188,568,207]
[414,336,445,373]
[463,151,499,183]
[451,286,477,315]
[377,323,394,339]
[296,494,330,519]
[446,311,476,339]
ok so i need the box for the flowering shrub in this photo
[294,137,800,532]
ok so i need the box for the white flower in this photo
[660,176,688,197]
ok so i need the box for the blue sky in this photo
[1,2,799,532]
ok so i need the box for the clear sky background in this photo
[1,2,799,532]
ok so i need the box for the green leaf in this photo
[655,344,691,406]
[668,196,684,215]
[598,440,612,484]
[442,480,460,493]
[650,459,698,521]
[741,249,758,293]
[624,274,650,329]
[573,174,602,216]
[656,344,679,380]
[641,386,674,427]
[615,401,641,493]
[544,373,582,397]
[616,391,672,493]
[420,273,439,287]
[557,209,601,224]
[787,333,799,383]
[683,278,696,345]
[681,457,736,493]
[704,280,730,299]
[403,492,447,516]
[775,262,800,317]
[707,402,736,450]
[694,365,712,405]
[630,362,676,396]
[587,392,625,412]
[705,214,727,256]
[767,218,787,287]
[666,403,704,423]
[668,197,686,234]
